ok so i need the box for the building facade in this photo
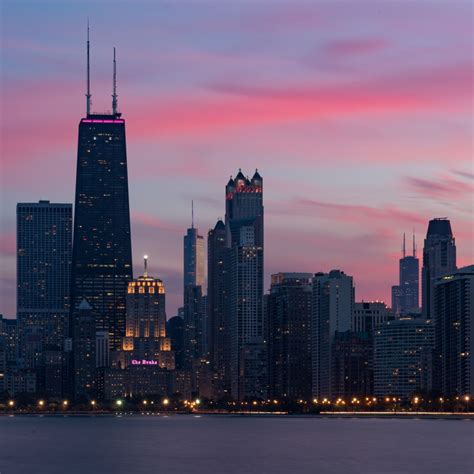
[312,270,354,399]
[352,301,393,333]
[267,273,313,401]
[434,265,473,397]
[421,218,456,319]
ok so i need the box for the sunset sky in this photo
[1,1,473,318]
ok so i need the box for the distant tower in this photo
[421,218,456,319]
[183,202,205,288]
[391,232,419,316]
[71,30,132,350]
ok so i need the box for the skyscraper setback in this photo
[70,33,133,350]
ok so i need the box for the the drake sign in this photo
[131,359,158,366]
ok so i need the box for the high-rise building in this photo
[421,218,456,319]
[17,201,72,357]
[71,37,133,350]
[352,301,393,333]
[434,265,473,398]
[312,270,354,399]
[123,257,173,370]
[373,318,434,399]
[207,219,230,398]
[267,273,312,401]
[167,315,185,370]
[226,170,266,401]
[183,285,205,368]
[391,233,419,316]
[183,210,205,289]
[73,299,96,400]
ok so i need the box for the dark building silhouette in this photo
[71,37,132,350]
[434,265,473,397]
[226,170,266,400]
[183,285,204,368]
[167,316,185,370]
[73,299,96,400]
[268,273,312,401]
[392,233,419,316]
[17,201,72,365]
[207,219,230,398]
[421,218,456,319]
[331,331,373,399]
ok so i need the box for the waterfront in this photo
[0,415,472,473]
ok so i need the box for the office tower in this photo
[434,266,474,397]
[312,270,354,399]
[421,218,456,319]
[17,201,72,357]
[331,331,372,399]
[183,205,205,288]
[0,316,18,373]
[183,285,204,368]
[73,299,97,400]
[207,219,230,398]
[391,233,419,316]
[374,318,434,399]
[167,315,185,370]
[352,301,393,333]
[267,273,312,401]
[71,35,132,350]
[96,331,110,368]
[123,257,173,369]
[226,170,266,400]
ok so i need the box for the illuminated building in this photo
[312,270,354,399]
[421,218,456,319]
[71,35,132,350]
[183,204,205,288]
[73,299,96,400]
[391,233,420,316]
[16,200,72,382]
[434,265,474,397]
[123,257,174,370]
[352,301,393,333]
[207,219,230,398]
[374,318,434,399]
[267,273,313,401]
[226,169,267,401]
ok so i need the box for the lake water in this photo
[0,415,472,473]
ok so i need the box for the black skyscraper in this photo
[71,36,132,350]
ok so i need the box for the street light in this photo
[116,399,123,407]
[8,400,14,408]
[163,398,169,406]
[38,400,45,408]
[62,400,68,408]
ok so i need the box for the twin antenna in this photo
[402,232,417,258]
[86,22,118,117]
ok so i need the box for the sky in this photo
[1,0,473,318]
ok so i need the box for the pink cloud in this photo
[406,175,474,200]
[326,38,389,56]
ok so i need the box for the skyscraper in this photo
[421,218,456,319]
[183,204,205,288]
[434,265,474,398]
[226,169,266,400]
[267,273,312,401]
[71,33,133,350]
[207,219,230,398]
[312,270,354,399]
[17,201,72,363]
[391,233,419,316]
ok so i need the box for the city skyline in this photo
[1,2,473,318]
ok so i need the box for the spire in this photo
[191,200,194,229]
[86,20,92,116]
[402,232,406,258]
[144,255,148,277]
[112,47,118,116]
[413,230,416,257]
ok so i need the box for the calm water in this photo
[0,415,472,474]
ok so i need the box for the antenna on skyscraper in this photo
[191,200,194,229]
[402,232,406,258]
[112,47,118,116]
[144,255,148,277]
[413,230,416,257]
[86,20,92,116]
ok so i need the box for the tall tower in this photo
[207,219,230,398]
[391,233,419,315]
[421,218,456,319]
[183,203,205,288]
[17,201,72,361]
[226,169,266,400]
[71,33,133,350]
